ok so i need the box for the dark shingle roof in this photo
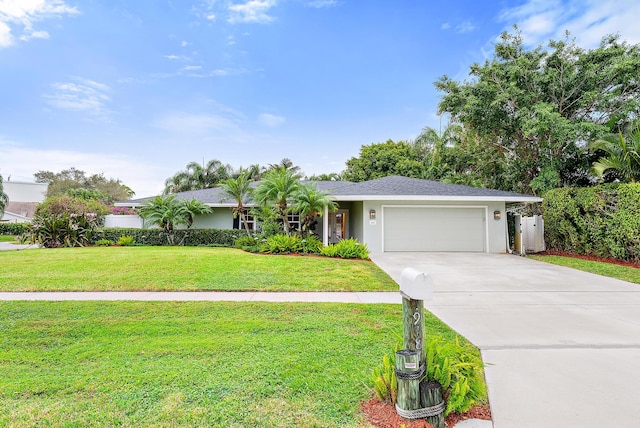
[120,175,539,206]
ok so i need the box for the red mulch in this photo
[360,398,492,428]
[537,250,640,268]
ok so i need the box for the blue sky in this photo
[1,0,639,197]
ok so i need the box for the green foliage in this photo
[543,184,640,260]
[344,140,423,182]
[435,29,640,194]
[92,228,244,247]
[219,173,254,236]
[589,121,640,183]
[35,167,134,203]
[0,222,28,236]
[116,235,135,246]
[36,195,110,220]
[300,236,323,254]
[94,239,113,247]
[293,184,337,237]
[25,213,100,248]
[321,238,370,259]
[137,196,213,245]
[260,234,303,254]
[234,235,258,248]
[253,167,302,235]
[426,336,486,416]
[370,344,400,405]
[252,206,283,240]
[164,159,232,194]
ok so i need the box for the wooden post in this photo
[402,296,425,365]
[395,350,421,415]
[420,381,445,428]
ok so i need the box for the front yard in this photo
[0,301,472,427]
[0,246,397,292]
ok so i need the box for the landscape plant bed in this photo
[529,251,640,286]
[0,301,484,427]
[361,398,491,428]
[0,246,397,292]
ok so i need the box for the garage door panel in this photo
[384,207,485,252]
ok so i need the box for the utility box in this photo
[399,268,433,301]
[514,215,546,255]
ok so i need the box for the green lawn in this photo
[0,301,476,427]
[0,246,398,292]
[529,255,640,285]
[0,235,17,242]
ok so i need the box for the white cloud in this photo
[181,65,202,71]
[0,139,166,198]
[206,13,216,21]
[44,78,113,121]
[258,113,285,127]
[455,21,475,33]
[0,0,78,48]
[180,40,190,47]
[228,0,277,24]
[307,0,338,8]
[498,0,640,47]
[441,22,450,30]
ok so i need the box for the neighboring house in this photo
[113,176,541,254]
[1,181,48,223]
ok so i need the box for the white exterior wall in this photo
[191,210,233,229]
[3,181,48,203]
[362,200,508,254]
[104,215,144,228]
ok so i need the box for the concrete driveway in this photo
[371,252,640,428]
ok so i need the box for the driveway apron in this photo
[371,252,640,428]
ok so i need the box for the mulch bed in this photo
[536,250,640,269]
[360,397,491,428]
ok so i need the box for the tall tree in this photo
[254,168,302,235]
[34,168,134,203]
[268,158,301,174]
[164,159,232,194]
[435,28,640,194]
[343,140,422,182]
[0,174,9,217]
[219,173,254,236]
[292,184,337,236]
[589,122,640,183]
[306,172,343,181]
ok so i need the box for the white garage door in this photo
[383,206,486,252]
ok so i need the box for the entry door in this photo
[328,210,349,244]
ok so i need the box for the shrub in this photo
[25,213,100,248]
[235,235,258,248]
[0,223,28,236]
[95,239,113,247]
[370,344,400,406]
[300,236,323,255]
[116,236,135,246]
[543,183,640,261]
[260,234,303,254]
[426,336,486,416]
[92,228,244,247]
[321,238,369,259]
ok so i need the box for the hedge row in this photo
[0,223,29,235]
[543,183,640,261]
[91,228,247,247]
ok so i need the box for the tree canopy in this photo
[434,29,640,194]
[35,168,134,204]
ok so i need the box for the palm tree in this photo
[254,167,302,235]
[219,173,253,236]
[268,158,301,174]
[163,159,232,193]
[0,174,8,217]
[138,196,184,233]
[181,198,213,229]
[306,172,343,181]
[589,123,640,182]
[293,184,337,236]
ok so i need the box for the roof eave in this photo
[331,195,542,203]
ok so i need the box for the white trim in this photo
[323,205,329,246]
[381,204,489,253]
[332,195,541,203]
